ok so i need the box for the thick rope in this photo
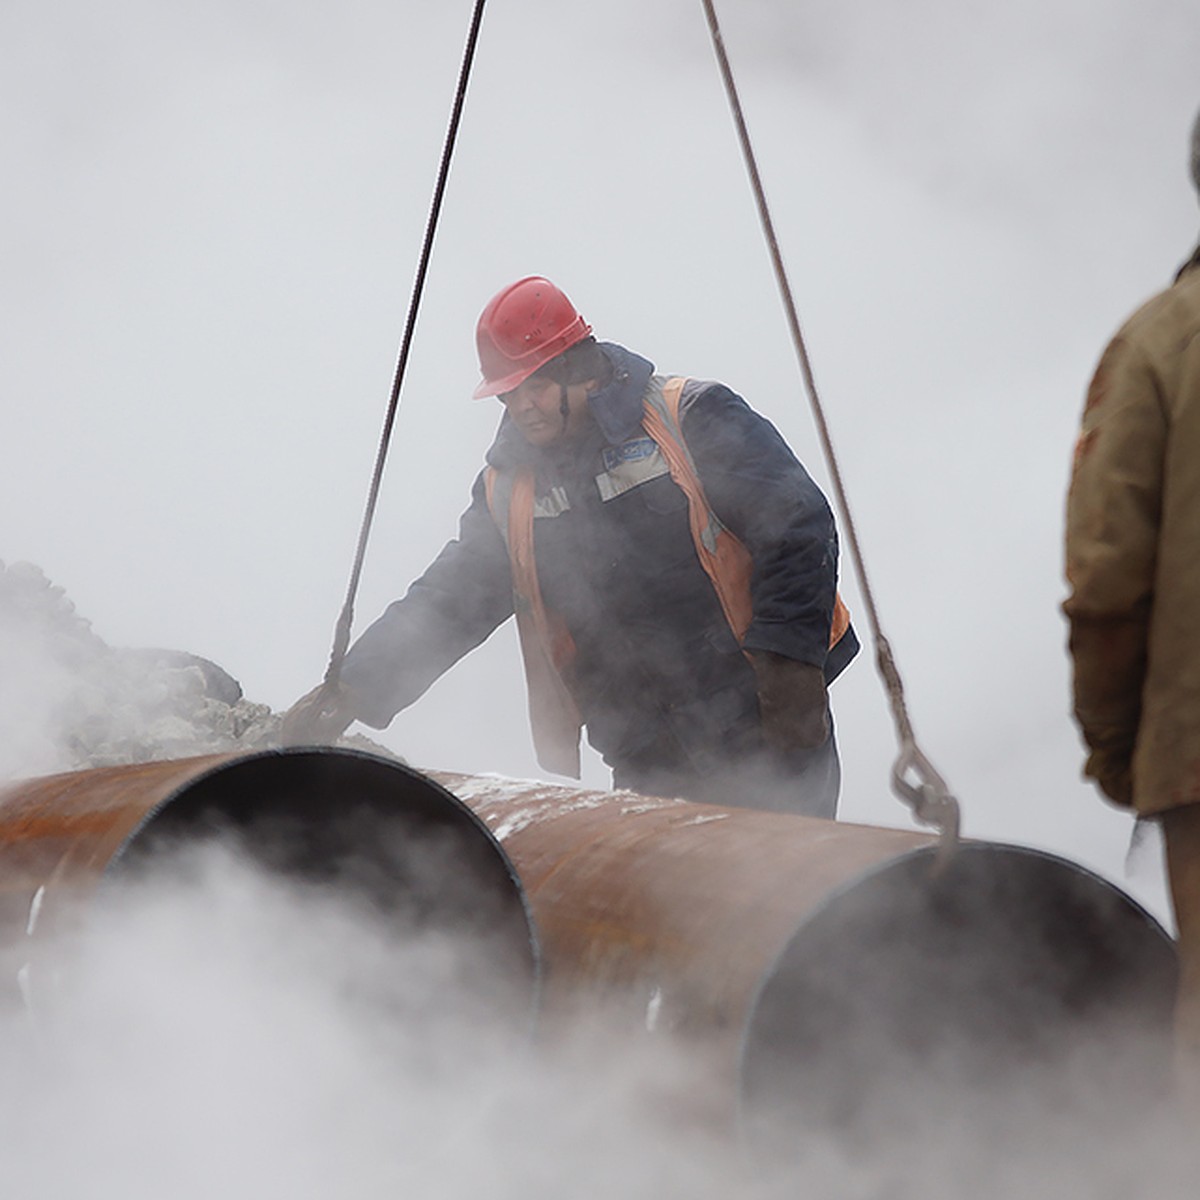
[319,0,488,695]
[700,0,960,857]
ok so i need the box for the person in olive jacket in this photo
[286,277,858,817]
[1064,107,1200,1105]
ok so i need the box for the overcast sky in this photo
[4,0,1198,918]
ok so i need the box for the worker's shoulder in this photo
[1115,255,1200,363]
[675,375,748,416]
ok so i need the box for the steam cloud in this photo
[1,840,754,1200]
[1,837,1194,1199]
[0,563,1194,1196]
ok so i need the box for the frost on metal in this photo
[436,771,691,842]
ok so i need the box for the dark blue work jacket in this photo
[342,343,858,778]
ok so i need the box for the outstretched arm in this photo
[339,470,515,728]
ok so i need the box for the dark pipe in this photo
[739,842,1177,1157]
[0,750,539,1023]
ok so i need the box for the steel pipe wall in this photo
[0,750,539,1023]
[0,752,1176,1155]
[431,771,1177,1146]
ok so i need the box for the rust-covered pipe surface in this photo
[430,771,1177,1146]
[0,750,538,1020]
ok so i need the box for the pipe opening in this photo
[740,843,1176,1159]
[106,750,539,1029]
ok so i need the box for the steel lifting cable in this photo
[315,0,488,702]
[700,0,961,858]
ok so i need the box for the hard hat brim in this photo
[471,317,592,399]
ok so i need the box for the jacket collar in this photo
[485,342,656,470]
[586,343,656,444]
[1175,242,1200,282]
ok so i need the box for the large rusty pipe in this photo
[429,771,1177,1146]
[0,750,539,1023]
[1,754,1176,1152]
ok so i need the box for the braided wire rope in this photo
[700,0,961,856]
[319,0,489,695]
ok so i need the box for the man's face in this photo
[499,374,593,447]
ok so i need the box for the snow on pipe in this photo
[431,771,1178,1149]
[0,749,540,1022]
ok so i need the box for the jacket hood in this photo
[485,342,656,469]
[585,343,656,443]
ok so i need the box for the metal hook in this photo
[892,738,961,870]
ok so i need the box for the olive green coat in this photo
[1065,247,1200,814]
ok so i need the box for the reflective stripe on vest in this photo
[643,377,754,639]
[643,377,850,649]
[485,374,851,777]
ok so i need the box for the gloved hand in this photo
[749,652,830,753]
[1084,743,1134,809]
[279,680,356,747]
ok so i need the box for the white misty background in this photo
[2,2,1198,1192]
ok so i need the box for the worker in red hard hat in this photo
[285,276,858,816]
[1065,106,1200,1110]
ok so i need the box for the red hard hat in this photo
[472,276,592,399]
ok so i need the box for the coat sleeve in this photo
[339,470,515,728]
[680,385,839,669]
[1063,334,1168,807]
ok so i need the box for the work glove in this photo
[280,679,356,747]
[749,652,830,753]
[1083,740,1135,810]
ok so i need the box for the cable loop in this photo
[892,741,961,866]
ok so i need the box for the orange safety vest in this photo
[485,375,851,778]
